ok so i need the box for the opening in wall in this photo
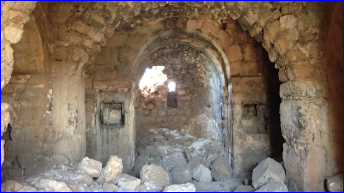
[167,82,176,92]
[139,66,167,95]
[100,102,124,126]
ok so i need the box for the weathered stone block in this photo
[280,99,328,144]
[117,174,141,192]
[291,65,318,80]
[192,163,212,182]
[210,157,232,181]
[231,77,265,92]
[18,186,38,192]
[69,184,86,192]
[79,157,102,178]
[34,179,72,192]
[140,164,170,192]
[224,45,242,63]
[234,185,254,192]
[283,143,327,191]
[279,15,297,29]
[255,182,288,192]
[49,2,74,24]
[4,24,24,44]
[242,43,259,62]
[226,2,246,20]
[186,20,203,31]
[171,164,193,184]
[257,9,282,27]
[279,81,326,99]
[248,24,263,42]
[238,9,259,30]
[268,47,279,63]
[326,174,343,192]
[163,183,196,192]
[281,2,302,15]
[274,38,287,55]
[1,180,23,192]
[263,21,281,43]
[285,49,307,62]
[252,158,285,189]
[102,183,118,192]
[230,61,242,77]
[98,156,123,183]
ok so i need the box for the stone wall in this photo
[1,1,37,166]
[1,2,53,175]
[84,13,276,175]
[0,2,339,192]
[86,91,135,173]
[136,45,223,140]
[231,40,272,172]
[324,1,343,178]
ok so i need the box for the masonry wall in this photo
[135,45,223,140]
[84,14,276,173]
[1,2,339,191]
[324,1,343,177]
[1,3,55,175]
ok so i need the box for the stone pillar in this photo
[279,60,328,192]
[280,98,328,191]
[50,61,86,163]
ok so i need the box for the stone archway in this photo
[1,1,339,191]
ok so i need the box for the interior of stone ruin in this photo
[1,1,342,192]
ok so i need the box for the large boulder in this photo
[210,157,232,181]
[75,173,94,186]
[255,182,288,192]
[102,183,119,192]
[326,173,343,192]
[234,185,254,192]
[69,184,86,192]
[252,158,285,189]
[18,186,38,192]
[34,179,72,192]
[171,164,193,184]
[1,180,23,192]
[79,157,102,178]
[117,174,141,192]
[192,163,212,182]
[163,183,196,192]
[98,156,123,183]
[140,164,170,192]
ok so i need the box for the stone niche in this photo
[242,104,267,134]
[86,91,135,173]
[100,102,124,126]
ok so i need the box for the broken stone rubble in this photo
[2,155,291,192]
[135,128,228,184]
[171,164,193,184]
[251,157,285,189]
[117,173,141,192]
[79,157,102,178]
[255,182,288,192]
[97,155,123,184]
[163,183,196,192]
[210,157,233,181]
[234,185,254,192]
[140,164,170,192]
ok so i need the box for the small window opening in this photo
[168,82,176,92]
